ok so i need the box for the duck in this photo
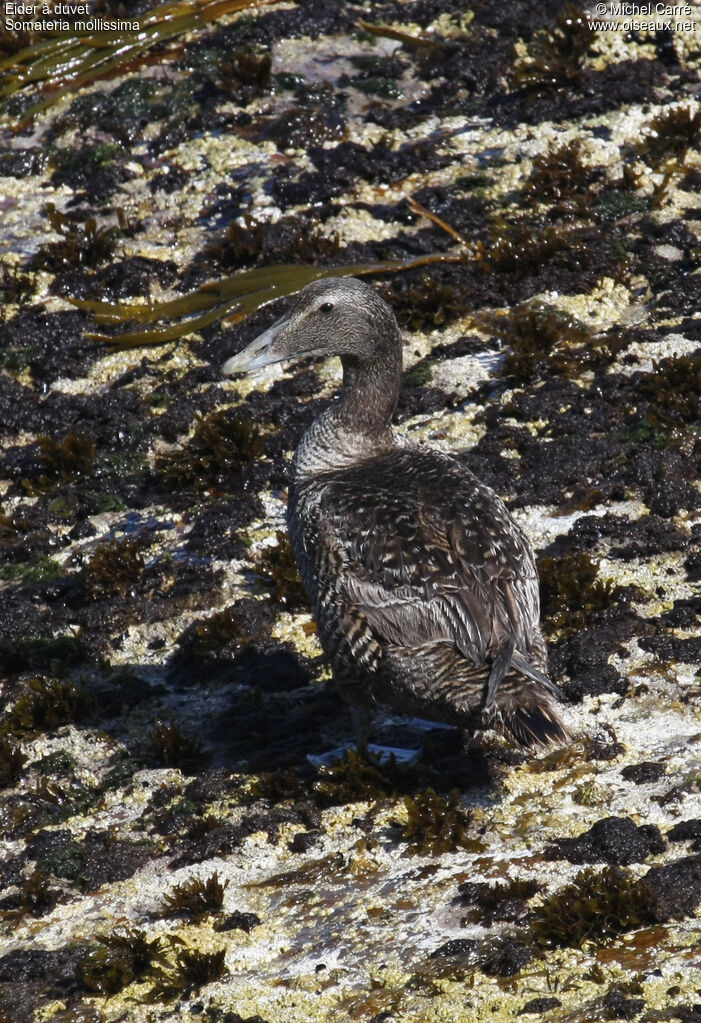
[222,276,569,753]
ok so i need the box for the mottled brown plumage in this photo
[223,277,569,751]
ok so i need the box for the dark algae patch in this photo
[2,0,701,1019]
[544,816,666,865]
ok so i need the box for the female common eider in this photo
[223,277,569,751]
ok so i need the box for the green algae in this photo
[0,633,82,672]
[402,360,433,388]
[594,189,649,223]
[0,557,64,583]
[31,749,77,776]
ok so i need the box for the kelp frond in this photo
[68,253,463,350]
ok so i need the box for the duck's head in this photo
[222,276,400,376]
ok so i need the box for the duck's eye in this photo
[319,302,334,313]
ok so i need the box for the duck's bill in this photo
[222,320,325,377]
[222,322,282,376]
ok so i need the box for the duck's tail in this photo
[384,642,570,748]
[481,645,571,747]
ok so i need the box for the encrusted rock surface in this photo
[1,2,700,1021]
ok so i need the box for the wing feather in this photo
[296,449,543,669]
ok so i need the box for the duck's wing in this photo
[309,453,543,671]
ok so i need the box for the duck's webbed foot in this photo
[308,703,392,769]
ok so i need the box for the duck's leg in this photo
[350,703,371,758]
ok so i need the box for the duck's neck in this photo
[292,342,403,481]
[337,344,402,433]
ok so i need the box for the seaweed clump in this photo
[634,352,701,435]
[523,139,599,212]
[203,45,272,96]
[29,204,122,272]
[257,531,309,609]
[251,766,305,803]
[483,222,590,282]
[78,930,167,995]
[0,263,34,312]
[200,213,339,271]
[488,301,592,382]
[637,105,701,169]
[146,943,227,1002]
[0,869,64,920]
[162,872,228,922]
[155,410,263,490]
[637,105,701,206]
[400,788,473,855]
[180,599,272,658]
[512,4,592,95]
[0,737,27,787]
[82,538,144,599]
[148,720,211,774]
[0,676,93,738]
[531,865,651,946]
[37,431,96,482]
[532,855,701,949]
[312,750,396,807]
[538,553,622,638]
[384,273,473,331]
